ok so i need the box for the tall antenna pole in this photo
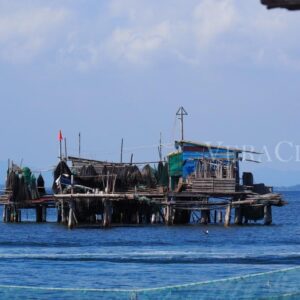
[158,132,162,161]
[176,106,188,141]
[120,138,124,163]
[78,132,81,158]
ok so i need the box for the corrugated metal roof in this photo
[174,140,263,155]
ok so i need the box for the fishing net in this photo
[0,266,299,299]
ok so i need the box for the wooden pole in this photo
[120,138,124,163]
[64,137,67,159]
[42,206,47,222]
[165,202,174,225]
[103,199,112,228]
[214,210,217,223]
[79,132,81,158]
[224,204,231,227]
[217,210,223,223]
[234,207,242,225]
[57,204,62,223]
[36,206,42,223]
[68,201,75,229]
[68,207,74,229]
[3,205,7,222]
[200,210,209,224]
[17,210,22,222]
[61,202,67,223]
[264,205,272,225]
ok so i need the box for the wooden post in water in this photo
[165,202,174,225]
[217,210,223,223]
[264,205,272,225]
[57,204,62,223]
[3,205,7,222]
[234,206,242,225]
[224,204,231,227]
[68,201,75,229]
[200,210,209,225]
[7,206,11,223]
[42,206,47,222]
[36,206,43,223]
[103,199,112,228]
[17,210,21,223]
[61,202,67,224]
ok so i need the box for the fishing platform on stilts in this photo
[0,140,286,229]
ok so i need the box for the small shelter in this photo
[168,140,259,194]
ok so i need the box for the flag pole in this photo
[59,130,63,161]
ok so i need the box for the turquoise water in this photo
[0,191,299,299]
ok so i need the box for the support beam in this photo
[57,205,62,223]
[264,205,272,225]
[3,205,7,222]
[165,203,174,225]
[68,202,75,229]
[200,210,210,225]
[217,210,223,223]
[103,199,112,228]
[17,210,22,223]
[61,202,67,224]
[224,204,231,227]
[42,206,47,222]
[234,207,242,225]
[36,206,43,223]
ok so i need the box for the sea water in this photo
[0,191,299,299]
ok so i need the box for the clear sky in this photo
[1,0,300,186]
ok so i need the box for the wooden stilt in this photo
[264,205,272,225]
[42,206,47,222]
[3,205,7,222]
[17,210,21,222]
[165,203,173,225]
[217,210,223,223]
[103,199,112,228]
[7,206,11,223]
[234,207,242,225]
[68,202,75,229]
[61,202,67,224]
[224,204,231,227]
[57,205,62,223]
[200,210,209,224]
[214,210,217,224]
[36,206,43,223]
[151,213,156,224]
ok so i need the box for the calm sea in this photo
[0,191,299,299]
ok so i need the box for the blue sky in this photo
[1,0,300,186]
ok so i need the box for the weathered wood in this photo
[264,205,272,225]
[42,206,47,222]
[17,210,22,222]
[3,205,7,222]
[234,207,242,225]
[217,210,223,223]
[200,210,210,224]
[103,199,112,228]
[36,206,43,223]
[68,207,74,229]
[224,204,231,227]
[165,203,174,225]
[57,205,62,223]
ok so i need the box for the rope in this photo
[0,266,298,293]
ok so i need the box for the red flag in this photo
[58,130,63,141]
